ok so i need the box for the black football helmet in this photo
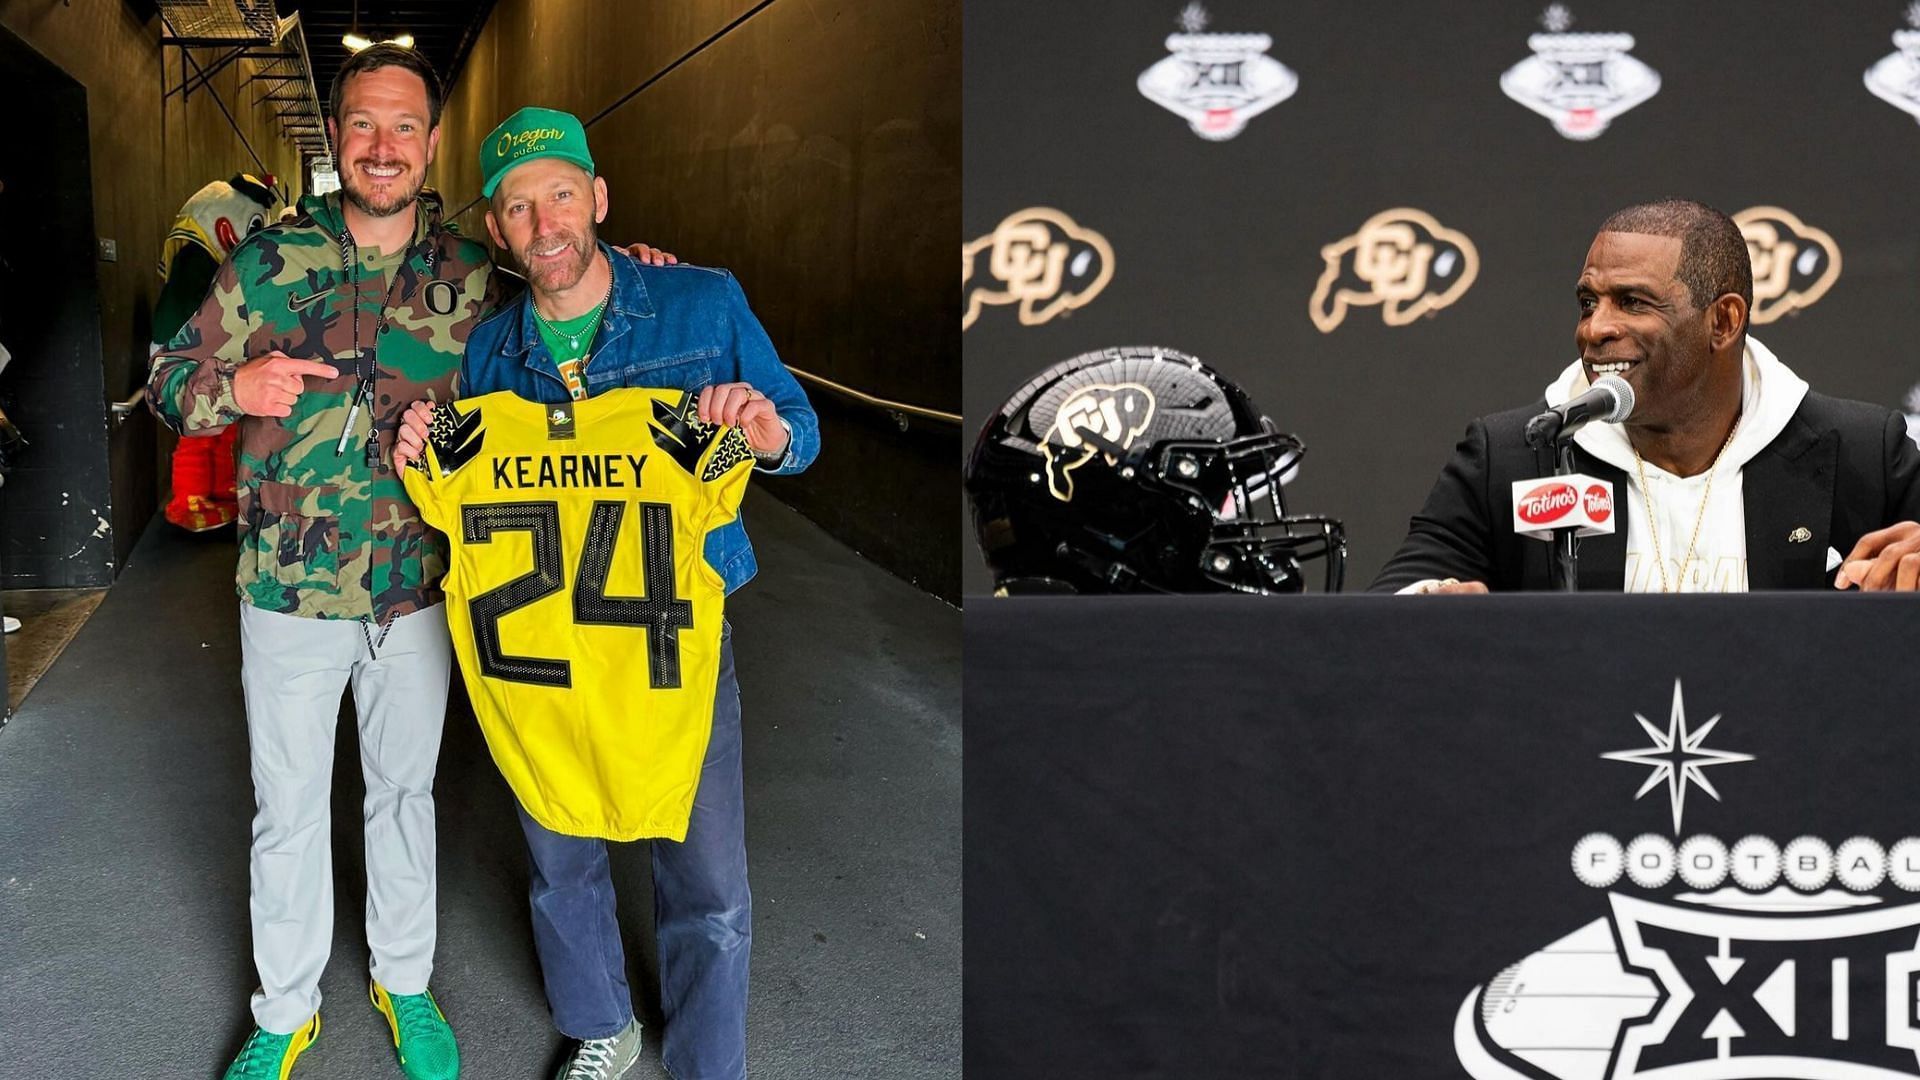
[966,346,1346,594]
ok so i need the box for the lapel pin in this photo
[1788,526,1812,543]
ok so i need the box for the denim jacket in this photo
[460,243,819,593]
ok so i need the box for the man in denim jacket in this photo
[397,107,818,1080]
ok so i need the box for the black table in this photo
[966,594,1920,1079]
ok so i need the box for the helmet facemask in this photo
[1151,425,1345,593]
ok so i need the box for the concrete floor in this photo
[0,490,959,1079]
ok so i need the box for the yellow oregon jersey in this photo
[403,387,755,841]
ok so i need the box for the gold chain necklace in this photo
[1631,417,1740,593]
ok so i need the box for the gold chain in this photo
[1631,417,1740,593]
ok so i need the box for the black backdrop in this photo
[962,1,1920,595]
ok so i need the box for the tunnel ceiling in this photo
[279,0,498,108]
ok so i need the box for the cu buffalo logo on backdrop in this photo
[1309,209,1479,333]
[1457,680,1920,1080]
[1040,383,1155,503]
[1733,207,1842,325]
[1500,4,1661,141]
[1864,4,1920,123]
[962,208,1114,331]
[1136,1,1297,141]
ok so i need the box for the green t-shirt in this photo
[360,246,404,288]
[533,306,606,401]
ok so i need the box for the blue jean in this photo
[516,631,751,1080]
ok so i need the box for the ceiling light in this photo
[343,32,414,51]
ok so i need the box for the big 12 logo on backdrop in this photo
[1137,2,1297,141]
[1499,4,1660,141]
[1865,3,1920,124]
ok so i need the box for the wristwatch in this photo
[752,416,793,467]
[215,360,244,421]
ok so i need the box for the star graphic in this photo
[1600,680,1753,835]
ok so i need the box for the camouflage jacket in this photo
[148,189,500,623]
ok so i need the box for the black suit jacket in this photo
[1370,392,1920,592]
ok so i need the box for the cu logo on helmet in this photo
[1042,383,1156,503]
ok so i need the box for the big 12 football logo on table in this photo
[1457,680,1920,1080]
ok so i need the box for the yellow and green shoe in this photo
[370,978,461,1079]
[221,1013,320,1080]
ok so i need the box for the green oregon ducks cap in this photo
[479,106,594,198]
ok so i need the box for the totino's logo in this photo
[963,208,1114,331]
[1499,4,1661,141]
[1734,206,1842,325]
[1584,484,1613,522]
[1864,4,1920,125]
[1518,481,1579,525]
[1042,383,1155,503]
[1310,209,1479,333]
[1137,2,1297,141]
[1452,680,1920,1080]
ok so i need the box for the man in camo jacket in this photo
[146,42,486,1080]
[149,39,678,1078]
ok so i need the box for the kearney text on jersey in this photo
[491,453,650,490]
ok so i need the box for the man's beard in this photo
[341,159,424,219]
[520,228,598,293]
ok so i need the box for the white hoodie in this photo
[1542,335,1809,592]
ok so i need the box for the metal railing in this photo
[158,5,332,180]
[789,367,959,430]
[114,362,959,431]
[111,388,146,424]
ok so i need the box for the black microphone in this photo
[1525,374,1634,449]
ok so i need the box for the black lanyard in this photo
[334,229,381,468]
[332,221,440,467]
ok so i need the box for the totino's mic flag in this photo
[1511,475,1616,540]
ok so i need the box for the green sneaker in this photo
[221,1013,320,1080]
[370,979,461,1079]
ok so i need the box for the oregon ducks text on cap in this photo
[480,106,594,198]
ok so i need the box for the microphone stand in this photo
[1551,437,1579,593]
[1527,376,1634,592]
[1525,413,1581,592]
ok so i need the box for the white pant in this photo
[238,602,451,1033]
